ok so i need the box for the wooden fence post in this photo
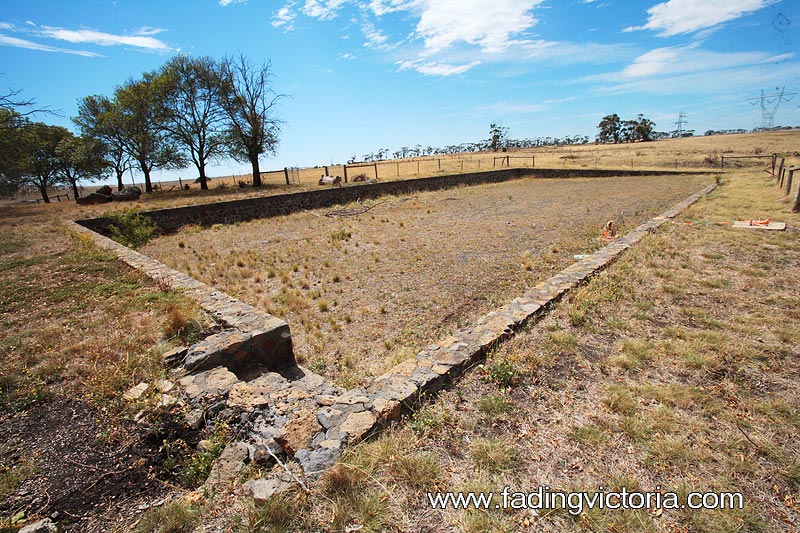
[784,167,794,196]
[777,158,785,186]
[772,154,777,176]
[374,162,379,180]
[416,161,420,174]
[438,159,441,171]
[396,162,400,177]
[720,156,724,169]
[324,166,329,176]
[793,171,800,212]
[284,167,290,185]
[506,155,510,167]
[343,165,348,183]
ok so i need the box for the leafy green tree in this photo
[160,55,227,191]
[597,114,621,143]
[217,54,282,187]
[74,95,132,191]
[2,121,70,202]
[633,114,655,142]
[113,73,185,193]
[489,123,508,151]
[55,133,109,199]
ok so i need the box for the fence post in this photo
[396,162,400,177]
[343,165,348,183]
[785,167,794,196]
[777,158,785,186]
[478,159,481,170]
[324,166,329,176]
[772,154,777,176]
[438,159,441,171]
[460,160,464,172]
[720,156,724,169]
[374,163,379,180]
[417,161,420,174]
[506,155,509,167]
[284,167,290,185]
[793,172,800,212]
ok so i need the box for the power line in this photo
[747,87,798,129]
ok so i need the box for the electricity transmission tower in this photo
[674,112,687,137]
[747,87,798,129]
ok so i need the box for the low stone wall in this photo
[69,222,295,373]
[76,168,706,236]
[72,172,717,490]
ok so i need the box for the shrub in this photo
[106,209,159,249]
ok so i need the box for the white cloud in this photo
[361,21,389,47]
[39,26,172,51]
[302,0,349,20]
[617,45,793,79]
[413,0,544,54]
[219,0,247,6]
[272,4,298,29]
[0,22,13,30]
[397,59,480,76]
[0,33,100,57]
[625,0,774,36]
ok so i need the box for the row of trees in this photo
[0,54,282,202]
[349,125,592,164]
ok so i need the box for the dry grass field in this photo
[0,130,798,532]
[141,173,711,386]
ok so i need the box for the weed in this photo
[133,499,200,533]
[106,209,159,249]
[482,360,522,388]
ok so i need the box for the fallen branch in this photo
[325,199,389,218]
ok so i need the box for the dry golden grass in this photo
[141,173,711,382]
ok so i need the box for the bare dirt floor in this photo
[142,173,712,386]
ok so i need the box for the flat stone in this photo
[317,407,344,429]
[179,367,239,401]
[162,346,188,367]
[295,446,341,478]
[123,382,149,401]
[283,408,321,453]
[375,377,417,402]
[19,519,58,533]
[156,379,175,393]
[339,411,377,442]
[243,477,290,502]
[204,441,249,488]
[372,397,401,425]
[317,395,338,406]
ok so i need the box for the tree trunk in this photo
[38,184,50,203]
[251,156,262,187]
[115,168,124,191]
[140,160,153,193]
[198,164,209,191]
[69,177,80,200]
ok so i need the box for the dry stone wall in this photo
[76,168,705,236]
[71,169,715,488]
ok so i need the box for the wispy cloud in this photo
[361,21,389,48]
[302,0,349,20]
[0,33,100,57]
[625,0,774,36]
[219,0,247,6]
[272,3,298,30]
[397,59,480,76]
[39,26,172,51]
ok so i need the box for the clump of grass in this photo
[163,305,204,344]
[243,489,308,533]
[546,330,578,353]
[470,438,516,472]
[611,338,654,372]
[569,424,607,446]
[476,395,513,417]
[133,499,200,533]
[602,385,639,416]
[330,228,352,242]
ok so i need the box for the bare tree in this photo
[217,54,283,187]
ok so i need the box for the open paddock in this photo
[141,172,712,385]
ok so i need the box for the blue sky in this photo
[1,0,799,180]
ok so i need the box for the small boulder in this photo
[111,186,142,202]
[76,192,111,205]
[96,185,113,195]
[243,477,290,502]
